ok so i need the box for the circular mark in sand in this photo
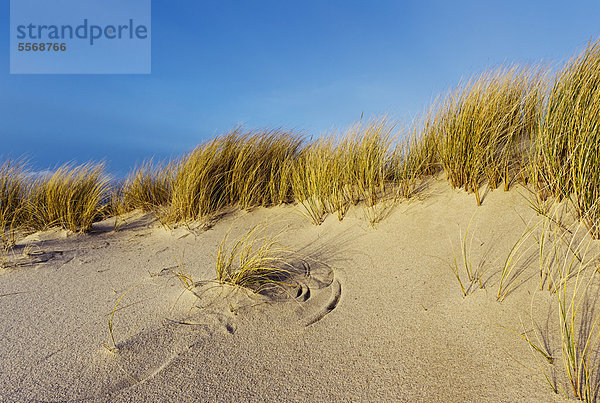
[98,259,341,398]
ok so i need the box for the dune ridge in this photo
[2,39,600,402]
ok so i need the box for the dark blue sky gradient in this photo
[2,0,600,176]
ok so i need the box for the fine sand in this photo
[0,180,572,401]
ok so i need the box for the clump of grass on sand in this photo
[26,163,108,232]
[531,40,600,238]
[292,118,397,225]
[0,160,27,251]
[214,226,295,293]
[167,128,302,224]
[291,137,334,224]
[226,129,302,209]
[118,160,175,215]
[392,121,439,199]
[431,65,546,205]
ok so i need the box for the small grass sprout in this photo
[505,300,557,394]
[497,225,536,301]
[515,220,600,400]
[107,285,138,353]
[447,216,485,296]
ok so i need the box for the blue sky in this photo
[2,0,600,176]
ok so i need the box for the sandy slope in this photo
[0,180,572,401]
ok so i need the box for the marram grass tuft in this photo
[26,163,108,232]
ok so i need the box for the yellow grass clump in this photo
[532,39,600,238]
[431,66,546,204]
[291,118,396,225]
[0,160,27,250]
[167,128,302,223]
[118,160,175,214]
[1,161,110,247]
[215,226,293,292]
[392,121,440,199]
[26,164,108,232]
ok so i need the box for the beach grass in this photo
[532,40,600,239]
[214,226,295,292]
[119,160,175,214]
[431,65,545,204]
[25,163,108,232]
[0,160,27,251]
[167,128,302,224]
[1,39,600,241]
[1,161,109,240]
[291,118,398,225]
[518,220,600,400]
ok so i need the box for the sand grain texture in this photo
[0,181,570,401]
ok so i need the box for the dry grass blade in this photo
[497,225,536,302]
[107,285,138,352]
[446,217,485,296]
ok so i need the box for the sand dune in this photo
[0,180,576,401]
